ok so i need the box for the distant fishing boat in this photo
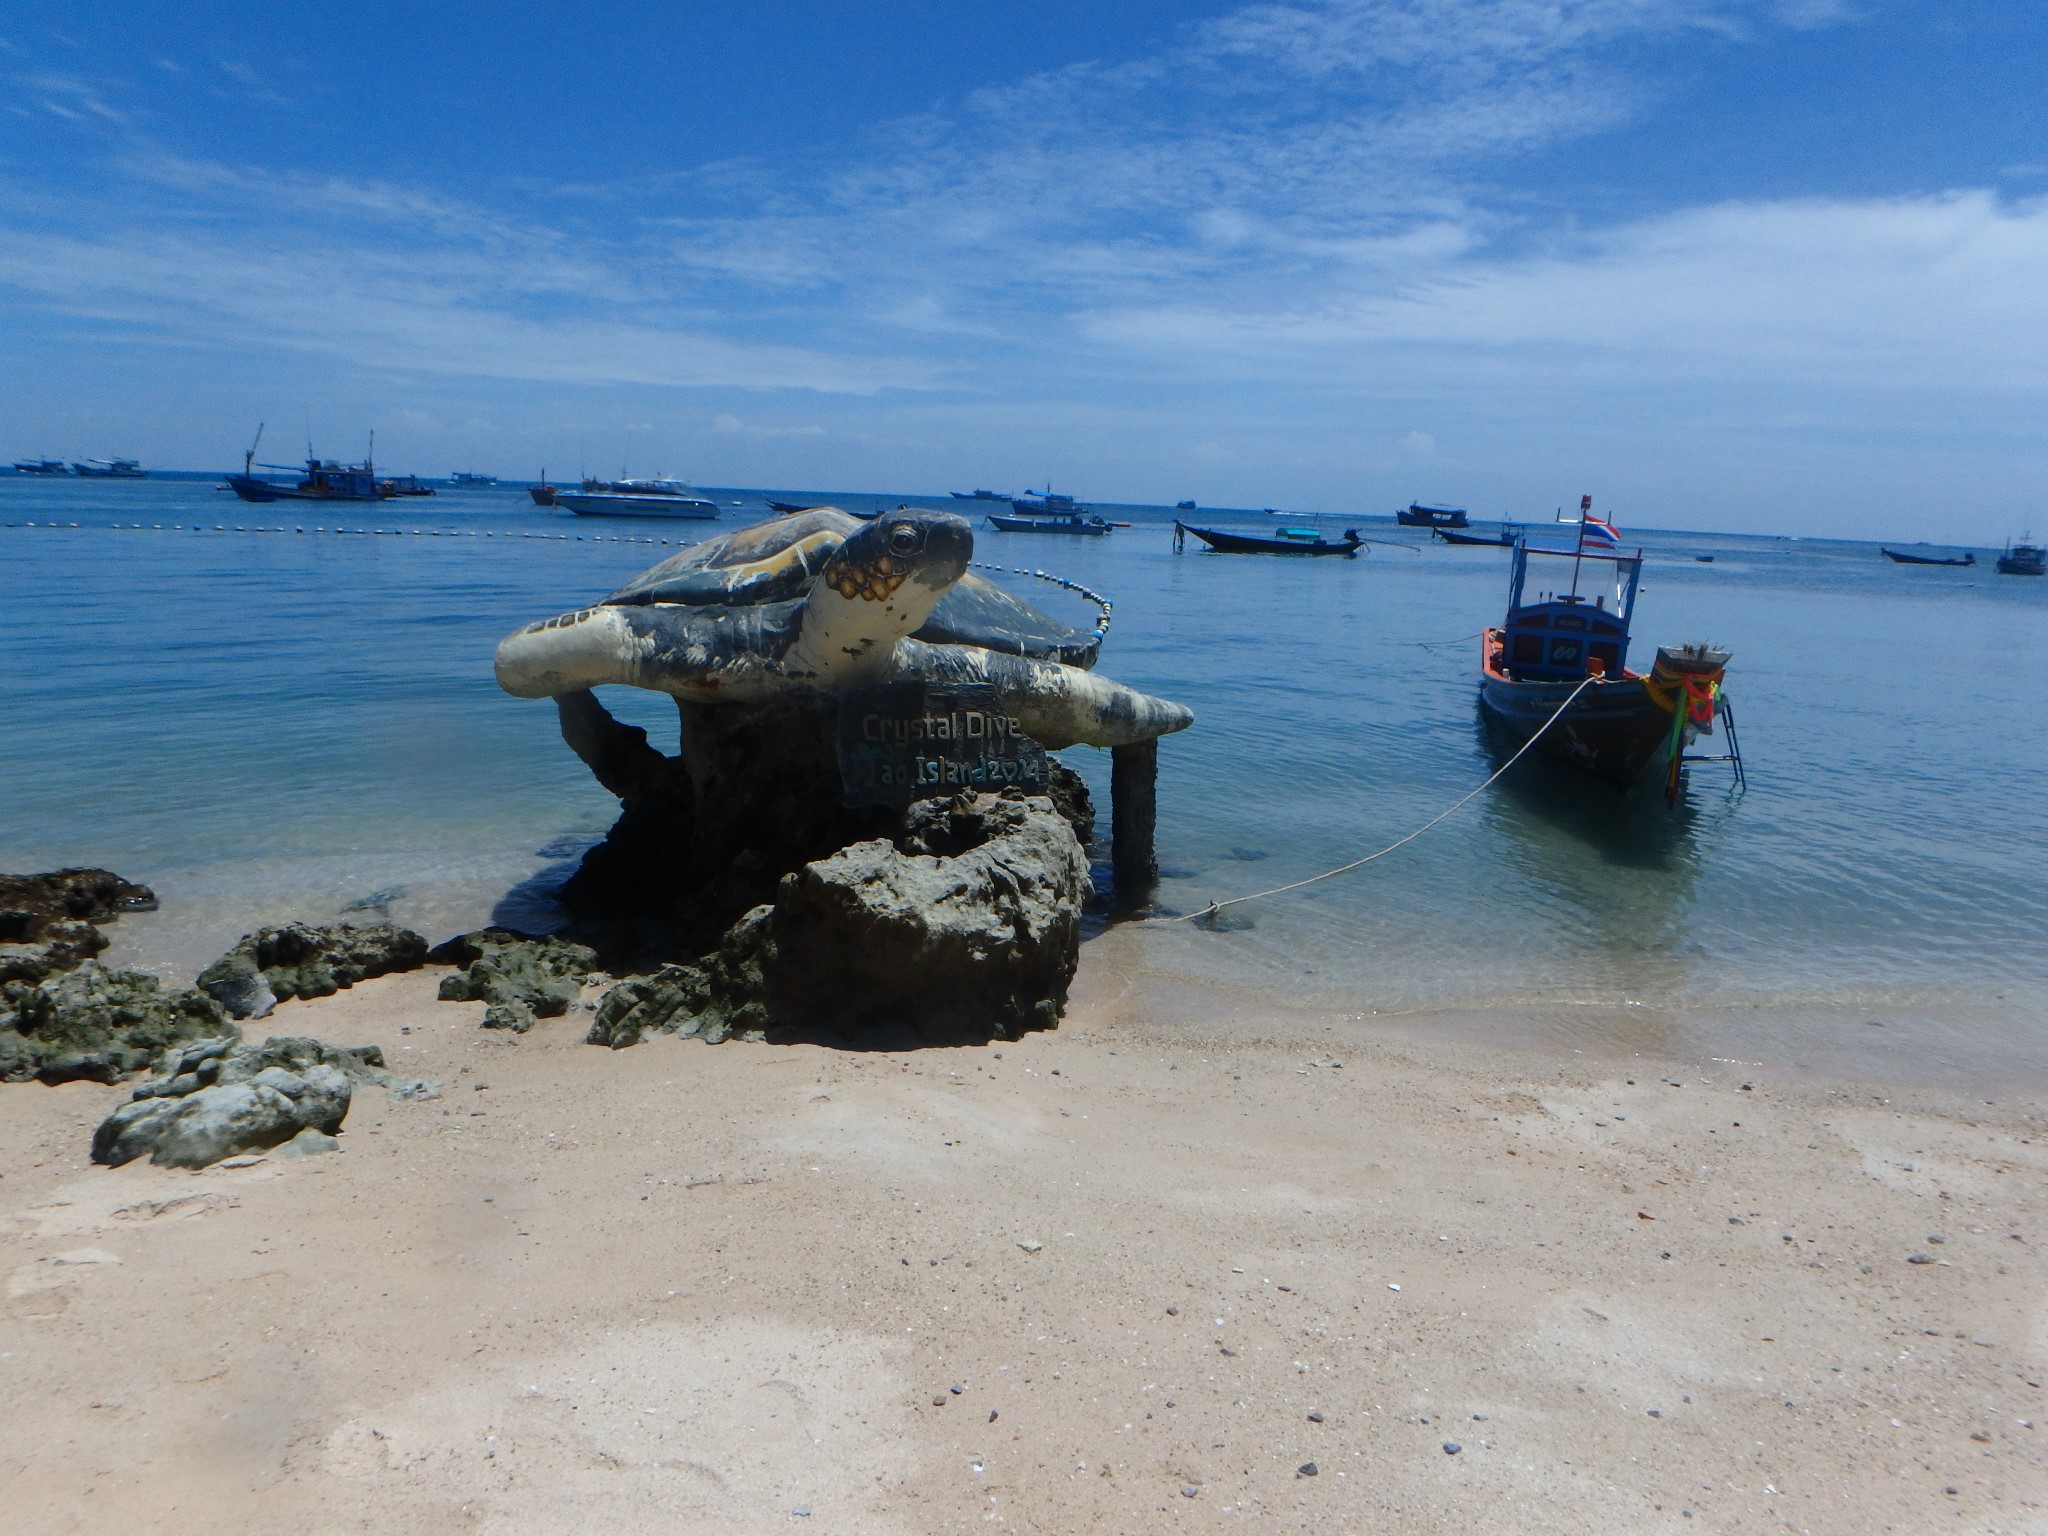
[1435,523,1523,547]
[529,469,557,507]
[1881,547,1975,567]
[557,478,719,519]
[987,509,1111,535]
[1996,537,2046,576]
[1010,487,1090,515]
[72,458,145,478]
[1174,522,1361,556]
[950,489,1007,501]
[380,475,436,497]
[225,424,391,503]
[11,458,66,474]
[1176,499,1197,511]
[1479,521,1737,803]
[449,470,498,486]
[1399,502,1469,529]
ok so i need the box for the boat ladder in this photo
[1682,692,1748,794]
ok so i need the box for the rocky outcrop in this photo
[589,792,1088,1047]
[431,930,598,1033]
[0,963,231,1084]
[196,922,429,1021]
[0,868,158,1020]
[0,868,157,939]
[90,1036,380,1168]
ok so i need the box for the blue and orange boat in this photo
[1479,530,1736,801]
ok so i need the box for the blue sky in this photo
[3,0,2045,536]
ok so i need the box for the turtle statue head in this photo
[789,509,972,678]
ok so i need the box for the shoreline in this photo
[3,952,2043,1533]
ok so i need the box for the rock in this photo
[1442,1442,1462,1455]
[90,1035,391,1169]
[1,963,231,1084]
[1307,1411,1324,1423]
[0,869,155,1014]
[277,1127,340,1158]
[482,1001,535,1033]
[1906,1252,1934,1264]
[198,922,428,1019]
[1297,1462,1318,1477]
[432,930,596,1025]
[642,793,1086,1045]
[1017,1239,1043,1254]
[0,868,157,939]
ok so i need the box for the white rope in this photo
[1158,672,1599,924]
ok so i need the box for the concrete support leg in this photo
[1110,739,1159,909]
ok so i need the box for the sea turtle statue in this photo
[495,507,1191,750]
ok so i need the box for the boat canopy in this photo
[1500,540,1645,682]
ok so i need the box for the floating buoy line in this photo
[3,520,1115,643]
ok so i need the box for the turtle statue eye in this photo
[887,523,925,556]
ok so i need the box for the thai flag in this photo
[1579,515,1621,549]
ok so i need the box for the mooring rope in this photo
[2,519,1116,643]
[1156,673,1598,924]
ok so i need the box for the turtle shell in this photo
[601,508,1100,668]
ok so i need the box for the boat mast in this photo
[245,421,265,477]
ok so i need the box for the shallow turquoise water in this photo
[5,475,2045,1081]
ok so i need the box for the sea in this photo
[5,474,2045,1088]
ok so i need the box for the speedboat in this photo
[558,478,719,519]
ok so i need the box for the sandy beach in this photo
[3,938,2043,1535]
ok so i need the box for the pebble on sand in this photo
[1297,1462,1318,1477]
[1443,1442,1463,1455]
[1017,1239,1043,1253]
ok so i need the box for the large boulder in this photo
[589,792,1088,1047]
[90,1034,417,1169]
[196,922,429,1020]
[0,963,231,1084]
[430,930,598,1033]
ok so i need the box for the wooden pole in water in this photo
[1110,739,1159,907]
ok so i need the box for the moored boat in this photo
[1881,547,1974,566]
[11,458,66,474]
[950,489,1007,501]
[1996,537,2046,576]
[558,477,719,519]
[72,458,145,478]
[1478,529,1733,802]
[1399,502,1469,529]
[987,509,1110,535]
[226,426,391,503]
[528,469,558,507]
[449,470,498,486]
[1436,523,1522,547]
[380,475,436,496]
[1175,521,1361,556]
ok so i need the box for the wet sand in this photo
[3,950,2044,1534]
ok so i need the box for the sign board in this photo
[837,682,1049,808]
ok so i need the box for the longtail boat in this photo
[1881,547,1974,566]
[1175,522,1361,556]
[1436,523,1522,547]
[1479,534,1733,802]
